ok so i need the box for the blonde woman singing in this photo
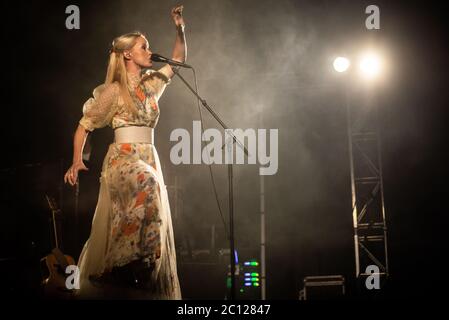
[64,5,186,299]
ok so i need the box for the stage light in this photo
[360,53,381,78]
[333,57,350,72]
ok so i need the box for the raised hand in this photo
[171,5,185,28]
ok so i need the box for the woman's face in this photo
[127,36,153,68]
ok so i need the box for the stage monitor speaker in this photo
[299,275,345,300]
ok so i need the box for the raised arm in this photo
[159,5,187,80]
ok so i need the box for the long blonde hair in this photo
[105,31,146,115]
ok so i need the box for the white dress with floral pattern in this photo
[76,69,181,299]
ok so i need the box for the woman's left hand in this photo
[171,5,185,28]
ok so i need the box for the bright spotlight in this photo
[360,54,381,78]
[333,57,350,73]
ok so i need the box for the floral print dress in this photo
[76,70,181,299]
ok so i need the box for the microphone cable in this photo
[186,67,229,240]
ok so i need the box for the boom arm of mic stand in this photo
[172,68,249,156]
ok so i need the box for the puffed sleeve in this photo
[79,82,120,132]
[141,69,171,101]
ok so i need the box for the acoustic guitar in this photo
[40,195,76,298]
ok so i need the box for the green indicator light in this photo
[226,277,231,288]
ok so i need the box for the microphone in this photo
[150,53,192,68]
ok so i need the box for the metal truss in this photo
[345,86,389,279]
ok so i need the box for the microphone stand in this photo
[172,68,248,300]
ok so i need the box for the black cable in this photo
[189,67,229,240]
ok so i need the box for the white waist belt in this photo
[114,126,154,144]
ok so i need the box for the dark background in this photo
[1,0,447,299]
